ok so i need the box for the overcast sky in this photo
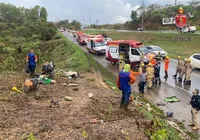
[1,0,189,24]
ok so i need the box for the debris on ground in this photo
[157,101,167,106]
[166,111,173,117]
[62,83,67,86]
[69,83,79,86]
[64,96,73,101]
[164,96,181,103]
[88,93,93,98]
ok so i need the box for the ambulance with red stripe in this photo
[86,38,107,55]
[85,35,103,44]
[106,40,154,65]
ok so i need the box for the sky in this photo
[0,0,189,24]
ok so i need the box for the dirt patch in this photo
[0,71,150,140]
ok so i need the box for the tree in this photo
[40,7,48,20]
[131,10,138,22]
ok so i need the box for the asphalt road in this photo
[63,31,200,132]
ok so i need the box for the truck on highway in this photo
[180,26,196,33]
[77,33,88,45]
[106,40,155,66]
[86,38,107,55]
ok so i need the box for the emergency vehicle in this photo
[85,35,103,44]
[86,38,106,55]
[106,40,155,65]
[77,33,88,45]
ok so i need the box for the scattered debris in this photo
[146,103,153,112]
[164,96,181,103]
[112,87,116,90]
[88,93,93,98]
[72,87,79,91]
[157,101,166,106]
[64,96,73,101]
[166,111,173,117]
[69,84,79,86]
[90,118,104,124]
[12,86,23,93]
[62,83,67,86]
[50,99,60,108]
[82,129,87,139]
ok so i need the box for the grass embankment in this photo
[82,30,200,59]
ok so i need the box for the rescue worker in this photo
[155,52,162,62]
[117,64,136,110]
[179,58,188,82]
[185,58,193,85]
[164,56,170,78]
[138,63,145,73]
[173,56,182,79]
[154,62,161,85]
[26,48,38,78]
[149,56,157,67]
[146,63,154,89]
[140,52,145,65]
[189,89,200,130]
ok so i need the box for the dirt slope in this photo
[0,71,149,140]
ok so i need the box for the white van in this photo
[86,38,107,55]
[106,40,154,65]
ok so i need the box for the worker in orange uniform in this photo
[117,64,136,110]
[149,56,157,67]
[164,56,170,78]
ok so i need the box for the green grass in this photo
[82,30,200,59]
[36,32,90,72]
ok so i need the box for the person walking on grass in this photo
[26,48,38,78]
[189,89,200,130]
[117,64,136,111]
[139,69,147,94]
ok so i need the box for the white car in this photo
[145,46,168,58]
[190,54,200,69]
[181,26,196,33]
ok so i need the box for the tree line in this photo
[0,3,57,70]
[56,19,82,30]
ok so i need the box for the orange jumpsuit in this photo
[164,59,170,78]
[150,59,157,66]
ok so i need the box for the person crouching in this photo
[117,64,136,111]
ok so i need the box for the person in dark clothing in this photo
[26,49,38,78]
[189,89,200,130]
[154,62,161,85]
[155,52,162,62]
[117,64,136,110]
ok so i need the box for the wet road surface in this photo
[64,31,200,132]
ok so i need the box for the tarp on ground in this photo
[164,96,181,103]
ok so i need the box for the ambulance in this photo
[85,35,103,44]
[77,33,88,45]
[106,40,154,66]
[86,38,107,55]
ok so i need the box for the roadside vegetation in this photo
[82,30,200,59]
[87,0,200,30]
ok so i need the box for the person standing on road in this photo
[173,56,182,79]
[185,58,193,85]
[26,48,38,78]
[189,89,200,130]
[149,56,157,67]
[155,52,162,62]
[164,56,170,79]
[179,58,187,82]
[154,62,161,85]
[139,69,147,94]
[146,63,154,89]
[117,64,136,110]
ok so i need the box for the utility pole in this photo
[96,20,98,29]
[141,0,144,40]
[89,12,91,26]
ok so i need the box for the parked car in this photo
[145,46,168,58]
[181,26,196,33]
[189,54,200,69]
[137,28,144,31]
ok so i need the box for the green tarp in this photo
[164,96,181,103]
